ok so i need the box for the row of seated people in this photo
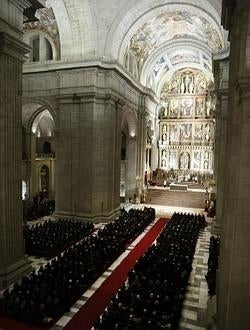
[0,207,156,324]
[24,219,94,257]
[23,199,55,222]
[206,235,220,296]
[94,212,206,330]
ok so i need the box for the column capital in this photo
[235,77,250,100]
[0,32,31,60]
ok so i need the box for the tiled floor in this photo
[179,220,212,330]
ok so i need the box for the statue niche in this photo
[181,98,193,117]
[179,152,190,170]
[180,72,195,94]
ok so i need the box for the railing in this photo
[35,153,55,159]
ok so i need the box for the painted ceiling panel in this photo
[129,11,223,64]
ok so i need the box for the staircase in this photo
[146,188,205,209]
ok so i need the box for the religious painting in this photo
[180,73,195,94]
[169,150,178,169]
[180,98,193,117]
[169,124,178,143]
[179,152,190,170]
[169,51,199,66]
[162,149,167,158]
[194,124,203,141]
[193,151,201,170]
[203,150,210,170]
[162,124,167,132]
[129,11,222,66]
[204,123,211,141]
[161,158,167,168]
[169,99,179,117]
[162,133,167,141]
[195,98,205,116]
[180,124,192,142]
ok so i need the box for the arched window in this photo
[125,50,139,79]
[32,36,40,62]
[45,38,53,61]
[28,34,54,63]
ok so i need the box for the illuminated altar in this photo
[158,69,215,179]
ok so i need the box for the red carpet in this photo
[65,218,168,330]
[0,218,168,330]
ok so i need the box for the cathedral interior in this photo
[0,0,250,329]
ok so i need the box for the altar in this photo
[169,183,188,191]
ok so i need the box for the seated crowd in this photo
[23,199,55,222]
[0,207,155,324]
[206,235,220,296]
[24,219,94,256]
[94,212,206,330]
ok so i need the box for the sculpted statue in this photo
[180,152,190,170]
[170,99,179,116]
[196,98,204,116]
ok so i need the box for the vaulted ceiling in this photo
[25,0,229,97]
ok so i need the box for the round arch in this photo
[121,107,138,138]
[105,0,225,62]
[22,98,57,133]
[47,0,97,60]
[24,29,59,61]
[140,38,213,95]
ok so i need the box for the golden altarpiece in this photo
[158,69,215,181]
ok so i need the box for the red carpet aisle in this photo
[64,218,168,330]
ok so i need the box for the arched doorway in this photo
[22,104,56,201]
[120,108,137,202]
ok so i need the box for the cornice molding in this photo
[0,32,31,60]
[235,77,250,100]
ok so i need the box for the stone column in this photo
[218,1,250,329]
[55,93,123,222]
[213,59,229,234]
[136,96,148,196]
[30,132,37,198]
[0,0,31,289]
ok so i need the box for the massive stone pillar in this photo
[218,1,250,329]
[55,93,123,222]
[0,0,31,289]
[213,59,229,234]
[135,96,148,197]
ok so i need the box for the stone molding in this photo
[24,66,145,109]
[235,77,250,100]
[0,31,31,60]
[54,207,121,223]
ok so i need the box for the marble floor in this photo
[1,203,213,330]
[179,220,212,330]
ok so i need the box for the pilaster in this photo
[136,95,148,196]
[218,3,250,328]
[55,92,123,222]
[0,0,32,289]
[213,59,229,234]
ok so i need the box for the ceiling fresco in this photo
[143,46,213,95]
[129,11,223,64]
